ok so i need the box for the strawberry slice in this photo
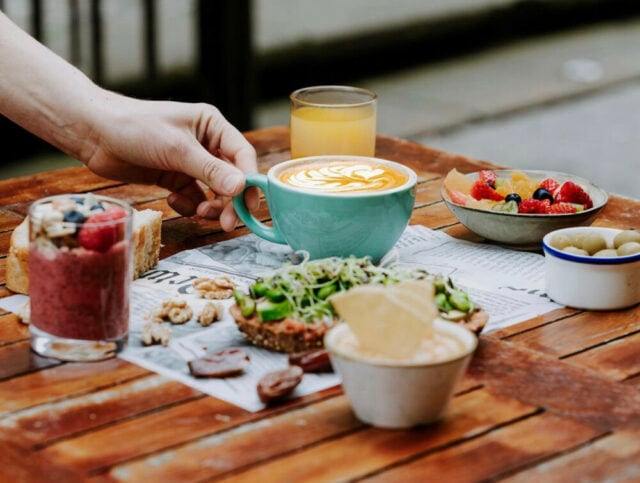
[518,198,550,214]
[78,206,128,252]
[478,170,498,187]
[554,181,593,209]
[546,202,578,214]
[540,178,560,194]
[470,180,504,201]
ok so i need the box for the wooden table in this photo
[1,127,639,482]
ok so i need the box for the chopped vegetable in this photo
[235,256,480,324]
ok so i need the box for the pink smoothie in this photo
[29,240,130,340]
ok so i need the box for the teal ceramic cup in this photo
[232,156,417,261]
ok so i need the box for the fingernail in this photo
[223,173,244,195]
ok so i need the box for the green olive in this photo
[567,233,585,249]
[550,233,572,250]
[613,230,640,249]
[593,248,618,258]
[562,246,589,256]
[616,241,640,256]
[581,233,608,255]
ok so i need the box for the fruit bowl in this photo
[441,169,609,250]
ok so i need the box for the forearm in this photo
[0,11,108,162]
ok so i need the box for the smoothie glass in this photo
[29,194,133,361]
[290,86,377,158]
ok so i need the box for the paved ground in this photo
[2,10,639,200]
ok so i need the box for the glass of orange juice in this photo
[290,86,377,158]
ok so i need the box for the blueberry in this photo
[90,203,105,212]
[63,209,85,224]
[533,188,553,202]
[505,193,522,204]
[71,196,85,205]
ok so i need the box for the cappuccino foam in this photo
[279,161,409,193]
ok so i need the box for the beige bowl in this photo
[325,320,477,429]
[441,170,608,250]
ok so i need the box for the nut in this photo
[198,302,222,326]
[193,277,235,299]
[141,321,171,346]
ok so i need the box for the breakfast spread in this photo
[28,195,132,341]
[6,202,162,295]
[548,229,640,257]
[230,256,487,353]
[444,168,595,215]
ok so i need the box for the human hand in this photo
[85,92,258,231]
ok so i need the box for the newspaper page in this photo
[0,225,561,412]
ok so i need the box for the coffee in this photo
[278,160,409,193]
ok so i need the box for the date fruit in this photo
[288,349,333,373]
[188,348,250,378]
[257,365,304,404]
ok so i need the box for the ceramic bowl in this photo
[324,320,477,429]
[542,227,640,310]
[441,170,608,250]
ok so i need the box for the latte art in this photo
[279,162,409,193]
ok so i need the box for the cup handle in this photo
[232,173,287,244]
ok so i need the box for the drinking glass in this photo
[290,85,377,158]
[29,194,133,361]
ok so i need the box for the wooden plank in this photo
[469,335,640,429]
[0,210,23,232]
[376,135,503,176]
[501,429,640,483]
[506,305,640,357]
[0,358,148,415]
[414,178,448,207]
[41,385,340,474]
[244,125,289,156]
[566,331,640,381]
[0,438,85,483]
[0,167,116,206]
[490,308,581,339]
[0,313,30,346]
[411,203,460,229]
[0,375,202,447]
[212,389,537,483]
[0,230,11,259]
[368,413,603,483]
[0,341,62,381]
[593,195,640,230]
[96,395,362,482]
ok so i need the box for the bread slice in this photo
[5,208,162,294]
[229,304,338,353]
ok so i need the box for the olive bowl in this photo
[441,169,609,250]
[542,227,640,310]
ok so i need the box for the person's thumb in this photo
[182,143,246,196]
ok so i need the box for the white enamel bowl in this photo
[542,227,640,310]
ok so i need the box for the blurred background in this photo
[1,0,639,197]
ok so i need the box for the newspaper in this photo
[0,225,561,412]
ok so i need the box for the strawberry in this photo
[554,181,593,209]
[546,202,578,214]
[470,180,504,201]
[540,178,560,194]
[78,206,127,252]
[447,188,468,205]
[478,170,497,188]
[519,198,550,214]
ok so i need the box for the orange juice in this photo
[290,86,377,158]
